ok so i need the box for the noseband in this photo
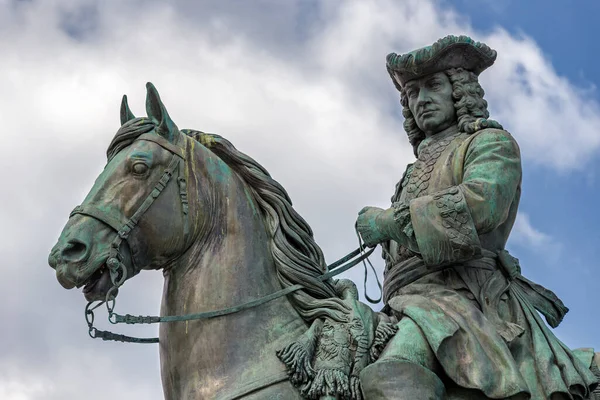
[70,132,190,308]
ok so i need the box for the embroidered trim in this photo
[388,202,416,264]
[386,165,415,265]
[391,202,413,235]
[406,131,461,198]
[388,132,460,266]
[433,187,478,259]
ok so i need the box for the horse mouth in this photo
[81,261,114,301]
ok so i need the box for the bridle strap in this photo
[137,134,186,160]
[70,205,123,233]
[177,158,190,240]
[116,154,180,241]
[71,135,189,290]
[71,153,181,247]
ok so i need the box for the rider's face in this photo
[404,72,456,136]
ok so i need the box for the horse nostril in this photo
[61,239,89,262]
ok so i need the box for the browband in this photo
[137,133,186,160]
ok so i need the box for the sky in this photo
[1,0,599,399]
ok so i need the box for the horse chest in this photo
[159,278,306,399]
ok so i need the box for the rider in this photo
[356,35,598,399]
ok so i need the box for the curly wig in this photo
[399,68,503,157]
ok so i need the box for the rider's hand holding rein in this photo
[355,205,417,250]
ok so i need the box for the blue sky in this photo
[1,0,599,399]
[454,0,600,85]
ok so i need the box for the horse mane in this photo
[105,118,348,322]
[106,118,156,162]
[183,129,349,322]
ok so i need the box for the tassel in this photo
[276,342,315,384]
[277,319,323,384]
[350,376,363,400]
[302,369,351,399]
[370,321,398,362]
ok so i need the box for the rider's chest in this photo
[400,133,465,203]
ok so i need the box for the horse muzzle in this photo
[48,214,131,301]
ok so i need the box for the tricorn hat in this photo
[386,35,497,89]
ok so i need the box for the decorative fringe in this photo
[276,288,400,399]
[370,321,398,362]
[276,341,315,384]
[277,319,322,385]
[279,348,368,399]
[301,369,351,399]
[350,376,363,400]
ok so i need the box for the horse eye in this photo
[132,162,149,175]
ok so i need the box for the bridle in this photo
[71,132,189,288]
[70,131,191,341]
[72,130,378,344]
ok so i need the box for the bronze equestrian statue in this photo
[49,35,599,399]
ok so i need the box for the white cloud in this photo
[1,0,599,398]
[0,377,51,400]
[510,212,555,248]
[481,30,600,169]
[0,349,161,400]
[506,212,563,267]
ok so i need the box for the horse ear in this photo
[120,95,136,125]
[145,82,178,143]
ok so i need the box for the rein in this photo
[85,245,376,344]
[76,132,380,344]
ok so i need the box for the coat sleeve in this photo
[409,129,522,266]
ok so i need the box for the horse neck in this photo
[172,177,282,309]
[172,144,284,306]
[159,147,306,392]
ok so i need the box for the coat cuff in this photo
[409,186,481,266]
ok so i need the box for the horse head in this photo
[48,83,211,302]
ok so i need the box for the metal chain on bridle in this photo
[75,133,380,344]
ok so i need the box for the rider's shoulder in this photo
[469,127,517,145]
[462,128,520,157]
